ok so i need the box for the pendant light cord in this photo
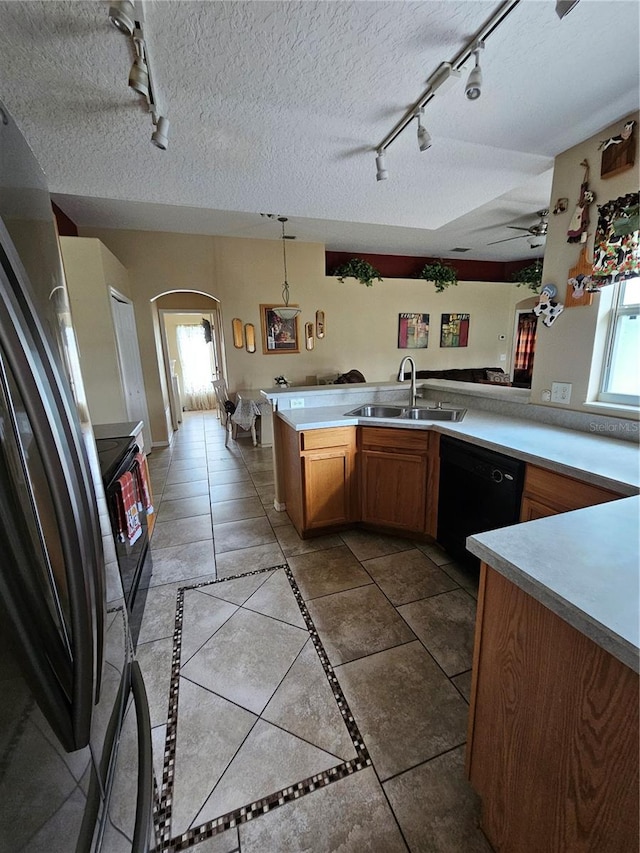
[280,217,290,306]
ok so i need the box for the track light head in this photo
[151,116,170,150]
[375,150,388,182]
[129,57,149,98]
[129,33,149,98]
[108,0,136,36]
[465,42,484,101]
[416,110,432,152]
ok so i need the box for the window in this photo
[599,277,640,405]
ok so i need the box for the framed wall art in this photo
[440,313,470,348]
[260,304,300,354]
[398,313,429,348]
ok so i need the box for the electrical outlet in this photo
[499,353,506,362]
[541,389,551,402]
[289,398,305,409]
[551,382,572,404]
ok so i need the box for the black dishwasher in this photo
[437,435,525,567]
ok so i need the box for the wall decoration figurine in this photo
[440,313,469,347]
[599,119,636,179]
[565,243,594,307]
[533,284,564,327]
[592,192,640,284]
[567,160,595,244]
[398,313,429,348]
[553,197,569,215]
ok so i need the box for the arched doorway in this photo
[152,291,227,438]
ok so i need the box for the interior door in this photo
[110,293,152,450]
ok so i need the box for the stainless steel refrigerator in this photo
[0,100,155,851]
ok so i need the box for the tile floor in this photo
[140,411,492,853]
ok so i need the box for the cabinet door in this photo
[361,450,428,532]
[302,448,353,529]
[519,495,557,521]
[520,464,622,521]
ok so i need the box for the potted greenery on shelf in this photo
[511,260,543,292]
[333,258,383,287]
[418,261,458,292]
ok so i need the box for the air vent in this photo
[450,247,471,252]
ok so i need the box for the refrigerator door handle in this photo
[131,661,155,853]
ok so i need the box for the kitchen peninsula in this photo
[265,381,639,852]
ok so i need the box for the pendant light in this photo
[272,217,301,320]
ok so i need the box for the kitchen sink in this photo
[401,407,467,422]
[346,404,466,422]
[346,405,404,418]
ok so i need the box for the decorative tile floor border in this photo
[154,564,372,852]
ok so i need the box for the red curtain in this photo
[514,313,537,375]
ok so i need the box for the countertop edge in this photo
[467,499,640,674]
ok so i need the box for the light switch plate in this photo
[551,382,572,404]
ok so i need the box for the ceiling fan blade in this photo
[506,226,531,232]
[487,234,527,245]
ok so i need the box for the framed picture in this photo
[440,313,470,348]
[260,304,300,354]
[398,313,429,348]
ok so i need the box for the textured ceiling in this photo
[0,0,638,260]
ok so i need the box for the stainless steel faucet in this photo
[397,356,417,407]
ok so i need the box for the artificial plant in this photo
[419,261,458,293]
[511,260,543,292]
[333,258,383,287]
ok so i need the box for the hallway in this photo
[140,411,490,852]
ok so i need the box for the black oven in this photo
[95,435,153,648]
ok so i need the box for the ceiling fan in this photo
[488,209,549,247]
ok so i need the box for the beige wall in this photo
[60,236,131,426]
[78,226,524,444]
[75,230,216,444]
[77,114,638,444]
[531,111,639,418]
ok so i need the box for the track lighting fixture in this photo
[555,0,580,19]
[151,116,170,150]
[129,32,149,99]
[371,0,522,181]
[108,10,170,151]
[464,42,484,101]
[416,110,432,152]
[272,218,301,320]
[375,150,388,182]
[108,0,135,36]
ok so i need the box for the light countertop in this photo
[276,404,639,493]
[467,497,640,673]
[93,421,144,440]
[275,401,639,670]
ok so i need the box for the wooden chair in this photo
[211,379,258,447]
[211,379,234,446]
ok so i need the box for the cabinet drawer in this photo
[300,427,354,451]
[359,426,430,454]
[522,464,622,514]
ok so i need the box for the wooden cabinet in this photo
[279,422,356,536]
[467,564,639,852]
[359,427,431,534]
[520,464,623,520]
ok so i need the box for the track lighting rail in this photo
[374,0,521,162]
[108,1,170,149]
